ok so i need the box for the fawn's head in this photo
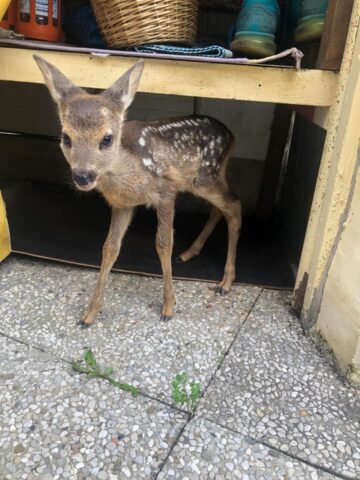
[34,55,144,191]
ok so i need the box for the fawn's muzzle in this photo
[72,170,97,189]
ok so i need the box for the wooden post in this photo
[256,104,293,218]
[317,0,354,70]
[295,0,360,326]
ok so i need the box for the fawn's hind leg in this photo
[177,206,222,262]
[217,197,241,295]
[200,187,242,295]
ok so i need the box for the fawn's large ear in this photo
[102,59,144,110]
[33,55,82,104]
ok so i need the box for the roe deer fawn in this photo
[34,55,241,327]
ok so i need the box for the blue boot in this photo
[294,0,329,42]
[230,0,280,57]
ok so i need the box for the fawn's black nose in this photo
[72,170,97,186]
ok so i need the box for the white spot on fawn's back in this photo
[143,158,153,167]
[139,137,146,147]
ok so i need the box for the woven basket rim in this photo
[91,0,199,48]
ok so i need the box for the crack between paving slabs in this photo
[0,330,188,415]
[196,288,263,401]
[203,411,355,479]
[0,330,192,480]
[154,288,264,478]
[154,415,191,480]
[1,286,264,479]
[187,288,357,480]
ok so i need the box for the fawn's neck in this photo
[96,121,162,209]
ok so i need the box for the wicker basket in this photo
[91,0,199,48]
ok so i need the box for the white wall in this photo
[197,99,274,160]
[316,167,360,384]
[130,93,274,161]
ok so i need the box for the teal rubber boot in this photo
[294,0,329,42]
[230,0,280,57]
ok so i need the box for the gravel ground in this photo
[0,256,359,479]
[0,336,186,480]
[198,290,360,478]
[0,256,260,403]
[158,418,337,480]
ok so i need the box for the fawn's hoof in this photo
[77,319,91,329]
[175,255,184,264]
[214,286,229,296]
[160,314,173,322]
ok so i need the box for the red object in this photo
[15,0,62,42]
[293,105,315,122]
[0,1,16,29]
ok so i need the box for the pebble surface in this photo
[0,256,259,404]
[158,417,336,479]
[0,335,186,479]
[198,289,360,478]
[0,256,359,479]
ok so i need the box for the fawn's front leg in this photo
[79,207,134,328]
[156,199,176,322]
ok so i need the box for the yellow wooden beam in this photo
[0,191,11,262]
[295,0,360,327]
[312,107,330,130]
[0,47,338,107]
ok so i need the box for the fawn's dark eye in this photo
[62,133,72,148]
[100,134,113,149]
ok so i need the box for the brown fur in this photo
[34,55,242,326]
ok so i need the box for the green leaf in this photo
[124,384,139,397]
[109,378,120,387]
[72,351,139,398]
[171,372,201,412]
[84,350,98,369]
[109,379,139,397]
[172,381,180,392]
[172,390,182,404]
[190,382,201,401]
[172,387,187,406]
[175,372,187,384]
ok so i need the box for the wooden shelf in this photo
[0,46,338,107]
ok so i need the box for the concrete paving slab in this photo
[0,335,186,480]
[198,289,360,479]
[157,417,337,479]
[0,256,260,406]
